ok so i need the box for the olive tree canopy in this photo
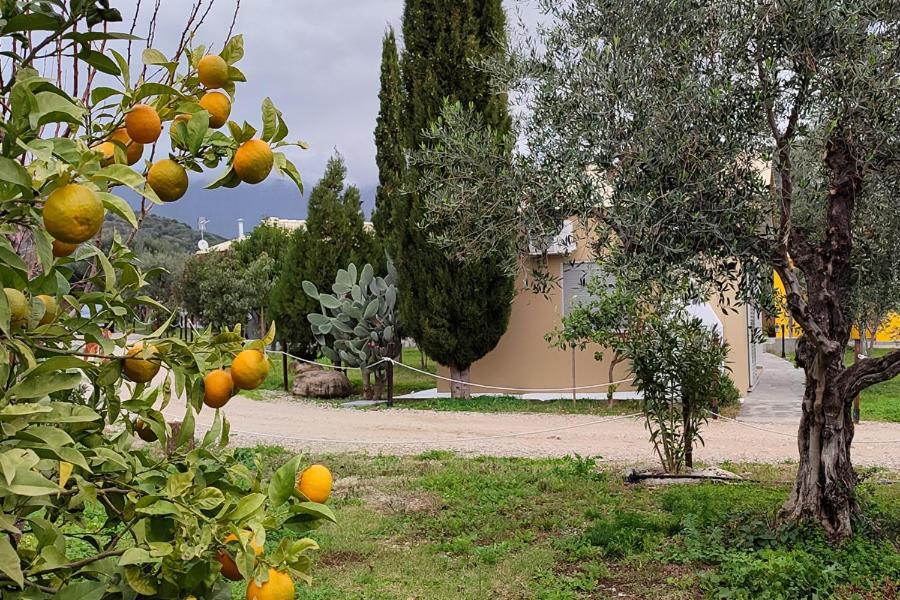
[414,0,900,540]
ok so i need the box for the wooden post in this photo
[387,360,394,407]
[282,349,289,392]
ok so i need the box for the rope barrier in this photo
[267,349,634,393]
[712,412,900,445]
[383,357,636,392]
[163,411,645,446]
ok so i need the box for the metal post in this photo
[282,350,289,392]
[781,324,786,358]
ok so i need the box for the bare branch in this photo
[126,0,143,65]
[226,0,241,41]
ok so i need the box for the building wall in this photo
[435,256,754,396]
[711,292,753,394]
[436,254,635,395]
[773,272,900,342]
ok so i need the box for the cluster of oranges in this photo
[128,347,271,441]
[40,53,276,263]
[2,288,57,328]
[218,463,332,600]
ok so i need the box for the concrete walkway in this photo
[739,352,805,424]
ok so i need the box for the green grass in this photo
[383,395,643,415]
[785,347,900,423]
[234,448,900,599]
[379,395,742,418]
[240,347,437,400]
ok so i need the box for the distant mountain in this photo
[103,213,226,255]
[121,177,377,239]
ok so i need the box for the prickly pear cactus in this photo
[302,263,398,373]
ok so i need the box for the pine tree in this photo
[392,0,515,396]
[271,152,374,358]
[372,27,404,253]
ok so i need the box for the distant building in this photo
[198,217,373,253]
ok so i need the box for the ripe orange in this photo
[147,159,189,202]
[234,139,274,184]
[110,128,144,165]
[198,54,229,89]
[230,349,269,390]
[246,569,295,600]
[36,294,57,325]
[43,184,105,244]
[216,531,263,581]
[94,141,117,166]
[52,240,79,257]
[199,91,231,129]
[134,418,158,442]
[122,343,161,383]
[296,464,333,503]
[203,369,235,409]
[4,288,28,327]
[125,104,162,144]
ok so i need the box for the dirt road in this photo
[161,391,900,468]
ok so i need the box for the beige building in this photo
[435,221,761,396]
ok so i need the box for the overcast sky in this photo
[112,1,544,237]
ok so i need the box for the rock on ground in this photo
[292,369,353,398]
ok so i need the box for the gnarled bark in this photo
[780,338,858,540]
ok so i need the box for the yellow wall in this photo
[773,273,900,341]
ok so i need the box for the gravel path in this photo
[163,391,900,468]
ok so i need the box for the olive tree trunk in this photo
[779,340,858,539]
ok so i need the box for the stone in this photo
[291,360,323,376]
[292,369,353,398]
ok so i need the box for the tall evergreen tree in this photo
[271,152,373,358]
[392,0,515,396]
[269,229,317,357]
[372,27,404,252]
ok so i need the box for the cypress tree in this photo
[372,27,404,253]
[269,229,317,358]
[393,0,515,396]
[271,152,373,358]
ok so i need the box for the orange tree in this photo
[0,2,331,598]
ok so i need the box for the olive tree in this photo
[0,2,329,597]
[414,0,900,540]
